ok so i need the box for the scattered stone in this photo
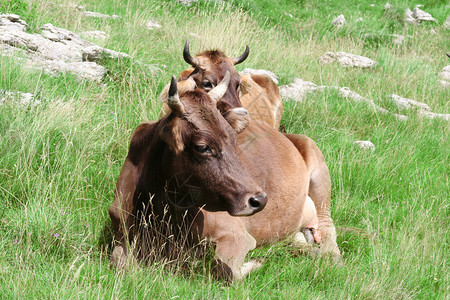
[0,14,28,31]
[145,20,162,30]
[332,15,346,28]
[413,7,437,22]
[429,29,437,35]
[284,13,293,18]
[438,65,450,88]
[444,16,450,30]
[414,4,424,8]
[387,94,449,121]
[357,17,363,22]
[353,141,375,151]
[0,90,39,106]
[404,9,417,25]
[405,7,437,24]
[178,0,198,5]
[319,52,377,68]
[82,45,129,62]
[369,4,375,7]
[79,31,108,42]
[384,2,392,10]
[0,14,131,81]
[240,68,279,85]
[280,78,408,121]
[82,11,120,19]
[279,78,317,102]
[419,111,450,121]
[387,94,431,111]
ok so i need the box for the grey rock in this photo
[412,7,437,22]
[404,9,417,25]
[387,94,431,111]
[82,45,129,62]
[0,14,28,31]
[332,14,346,28]
[319,52,377,68]
[79,31,108,42]
[280,78,408,120]
[240,68,279,85]
[419,111,450,121]
[0,15,128,81]
[279,78,317,102]
[384,2,392,10]
[405,7,437,24]
[444,16,450,29]
[353,141,375,151]
[145,20,162,30]
[429,29,437,35]
[0,90,39,106]
[82,11,120,19]
[178,0,198,5]
[438,65,450,87]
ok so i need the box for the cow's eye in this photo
[194,144,212,154]
[202,81,213,91]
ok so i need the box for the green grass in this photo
[0,0,448,298]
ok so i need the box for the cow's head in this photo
[159,72,267,216]
[181,39,249,112]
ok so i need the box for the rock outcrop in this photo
[319,52,377,68]
[0,14,131,81]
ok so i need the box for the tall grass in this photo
[0,0,448,298]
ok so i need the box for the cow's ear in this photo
[222,107,250,133]
[159,118,185,154]
[160,77,196,117]
[239,75,253,97]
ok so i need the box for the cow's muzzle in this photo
[230,192,268,216]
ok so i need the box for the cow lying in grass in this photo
[159,41,340,257]
[109,72,341,280]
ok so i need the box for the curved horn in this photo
[208,71,230,103]
[167,76,185,114]
[232,45,250,65]
[183,38,199,67]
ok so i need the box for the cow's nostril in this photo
[248,193,268,210]
[249,197,260,208]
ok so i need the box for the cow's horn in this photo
[208,71,230,103]
[167,76,185,114]
[232,45,250,65]
[183,38,199,67]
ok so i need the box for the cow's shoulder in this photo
[127,121,157,165]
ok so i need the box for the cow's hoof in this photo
[110,245,128,269]
[241,258,264,278]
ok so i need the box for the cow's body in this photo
[239,74,283,130]
[109,75,340,280]
[160,42,338,253]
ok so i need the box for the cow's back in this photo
[236,120,309,244]
[239,74,283,130]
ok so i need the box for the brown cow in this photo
[160,39,283,129]
[161,42,338,253]
[109,73,341,281]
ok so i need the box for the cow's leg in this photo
[283,134,341,261]
[109,159,141,269]
[213,229,257,281]
[200,211,258,281]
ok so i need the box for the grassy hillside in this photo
[0,0,448,298]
